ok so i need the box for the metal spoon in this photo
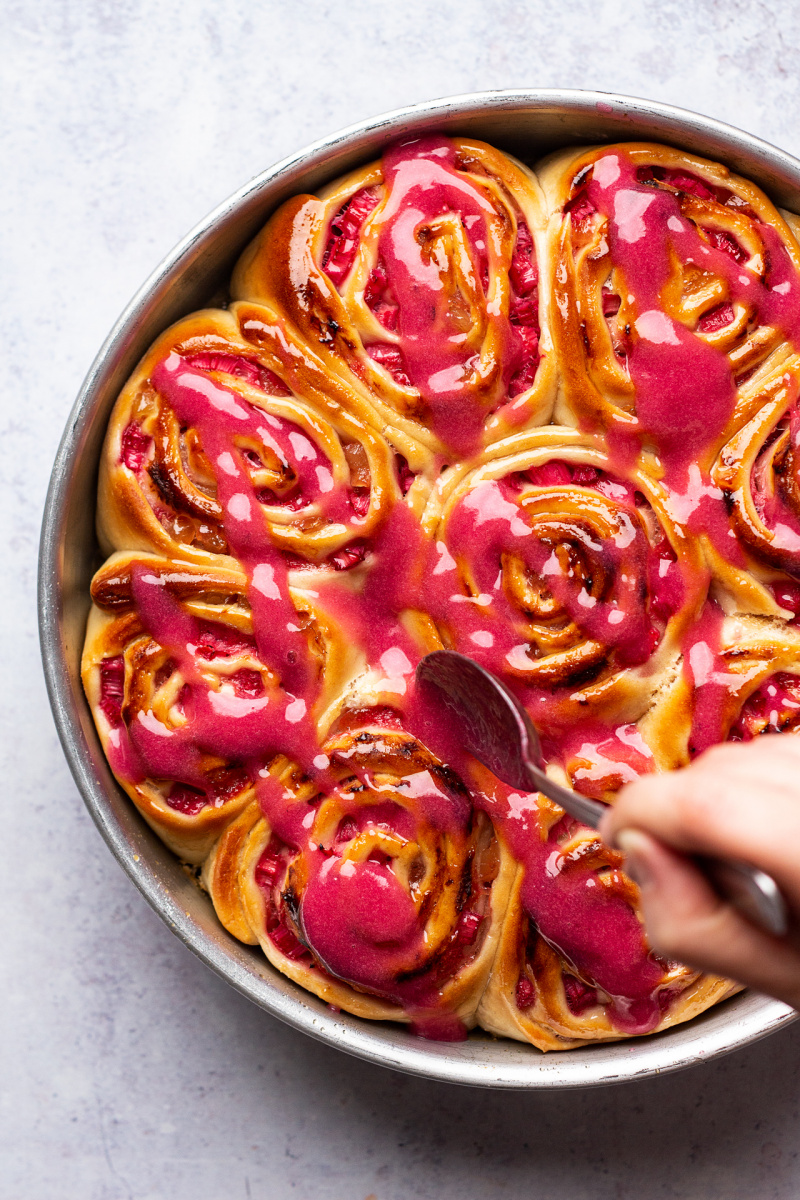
[416,649,788,938]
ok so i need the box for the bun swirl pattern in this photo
[82,552,357,861]
[232,135,557,459]
[477,791,735,1049]
[540,143,800,458]
[84,137,800,1050]
[205,722,514,1032]
[99,307,432,574]
[423,427,706,732]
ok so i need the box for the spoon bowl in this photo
[416,650,606,827]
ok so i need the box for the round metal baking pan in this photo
[39,89,798,1089]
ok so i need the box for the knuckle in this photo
[640,908,686,962]
[647,925,686,964]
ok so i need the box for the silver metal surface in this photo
[39,89,798,1089]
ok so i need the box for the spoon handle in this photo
[521,759,788,937]
[521,760,606,828]
[696,856,788,938]
[415,652,789,940]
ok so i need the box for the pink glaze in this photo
[578,150,800,575]
[408,682,669,1033]
[256,800,475,1038]
[585,156,736,469]
[771,580,800,618]
[729,672,800,740]
[549,720,655,800]
[362,135,538,455]
[682,600,729,755]
[299,850,428,994]
[409,1014,469,1041]
[307,502,436,692]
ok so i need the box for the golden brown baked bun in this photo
[203,721,516,1031]
[420,425,707,729]
[82,552,359,861]
[98,305,434,571]
[232,135,557,459]
[537,141,800,465]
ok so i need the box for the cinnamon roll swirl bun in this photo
[98,307,431,573]
[204,720,515,1031]
[477,787,736,1049]
[232,135,557,459]
[539,142,800,472]
[423,426,706,735]
[82,553,357,860]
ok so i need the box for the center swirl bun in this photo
[424,427,705,729]
[99,307,433,574]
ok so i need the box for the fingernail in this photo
[615,828,653,889]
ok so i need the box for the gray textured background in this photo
[4,2,800,1196]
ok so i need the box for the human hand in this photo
[598,736,800,1008]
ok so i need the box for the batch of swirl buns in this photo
[83,134,800,1049]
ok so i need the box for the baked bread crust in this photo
[232,137,558,457]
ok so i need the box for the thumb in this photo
[615,828,800,1006]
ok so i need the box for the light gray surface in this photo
[5,1,800,1196]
